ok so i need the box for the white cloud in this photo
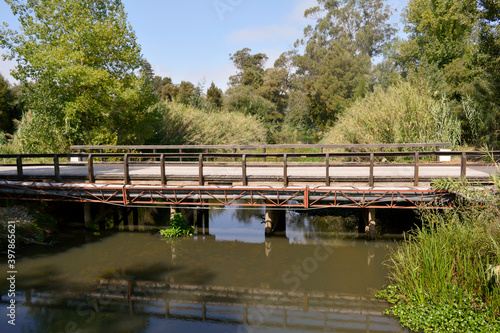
[226,24,300,44]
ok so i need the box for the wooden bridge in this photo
[0,143,497,211]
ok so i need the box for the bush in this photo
[154,101,267,145]
[159,213,194,238]
[378,177,500,332]
[322,81,462,147]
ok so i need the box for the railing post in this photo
[124,154,130,184]
[242,154,247,186]
[325,153,330,186]
[233,148,237,162]
[161,153,166,185]
[461,152,467,178]
[54,154,60,182]
[88,154,94,183]
[263,148,266,162]
[414,152,419,186]
[16,155,23,181]
[179,148,183,162]
[283,153,288,186]
[369,152,374,187]
[198,154,204,186]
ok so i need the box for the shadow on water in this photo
[0,202,413,333]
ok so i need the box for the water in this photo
[1,206,409,332]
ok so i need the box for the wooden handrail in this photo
[0,150,497,187]
[70,143,452,153]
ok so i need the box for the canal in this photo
[1,206,411,332]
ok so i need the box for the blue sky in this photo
[0,0,408,91]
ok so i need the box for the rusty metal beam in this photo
[0,181,452,210]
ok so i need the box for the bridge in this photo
[0,143,497,236]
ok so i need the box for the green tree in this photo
[176,81,195,105]
[206,82,223,110]
[0,74,17,134]
[228,48,268,89]
[1,0,159,152]
[292,0,395,129]
[396,0,500,145]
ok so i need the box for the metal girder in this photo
[0,180,452,209]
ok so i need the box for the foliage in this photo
[378,177,500,332]
[288,0,396,129]
[159,213,194,238]
[0,73,21,134]
[152,101,267,145]
[206,82,223,110]
[396,0,500,146]
[228,48,268,89]
[1,0,159,152]
[224,85,281,123]
[322,80,462,146]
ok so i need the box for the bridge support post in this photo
[84,203,91,228]
[361,208,376,240]
[180,208,195,226]
[264,209,286,235]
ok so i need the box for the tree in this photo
[0,74,17,134]
[396,0,500,145]
[176,81,195,105]
[292,0,395,129]
[206,82,223,110]
[0,0,159,152]
[228,48,268,89]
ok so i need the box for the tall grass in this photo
[379,178,500,332]
[322,81,462,147]
[155,101,267,145]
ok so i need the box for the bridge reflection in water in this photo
[23,281,406,332]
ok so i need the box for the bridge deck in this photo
[0,162,496,187]
[0,147,497,208]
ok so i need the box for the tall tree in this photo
[0,74,16,134]
[206,82,223,110]
[396,0,500,145]
[0,0,160,152]
[292,0,395,129]
[228,48,268,89]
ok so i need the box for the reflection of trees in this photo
[232,207,264,224]
[288,209,360,240]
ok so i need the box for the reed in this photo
[379,177,500,331]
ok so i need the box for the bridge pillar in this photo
[84,203,91,228]
[361,208,376,240]
[195,208,209,234]
[180,208,195,226]
[264,209,286,235]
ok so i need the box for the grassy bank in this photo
[0,204,57,248]
[379,178,500,332]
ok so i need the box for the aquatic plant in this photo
[159,213,194,238]
[378,177,500,331]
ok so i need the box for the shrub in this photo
[322,81,462,147]
[379,177,500,332]
[153,101,267,145]
[159,213,194,238]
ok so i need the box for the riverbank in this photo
[0,204,57,249]
[378,179,500,332]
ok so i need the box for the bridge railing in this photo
[70,143,452,155]
[0,149,498,187]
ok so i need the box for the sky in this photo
[0,0,408,91]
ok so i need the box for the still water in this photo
[1,207,409,332]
